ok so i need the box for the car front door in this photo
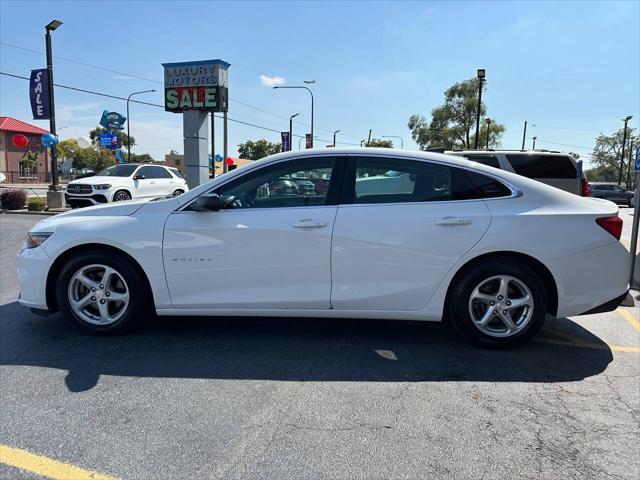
[132,166,159,198]
[163,156,344,310]
[330,155,493,311]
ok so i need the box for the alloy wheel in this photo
[468,275,534,338]
[68,264,130,325]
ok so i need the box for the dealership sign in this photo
[162,59,230,113]
[29,69,50,120]
[99,110,127,131]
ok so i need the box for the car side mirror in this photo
[133,174,145,180]
[190,193,221,212]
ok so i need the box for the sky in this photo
[0,0,638,167]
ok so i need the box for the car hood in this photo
[67,175,125,186]
[40,199,148,225]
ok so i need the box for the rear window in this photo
[505,154,577,179]
[169,168,184,179]
[462,154,501,169]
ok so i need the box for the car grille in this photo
[66,184,93,194]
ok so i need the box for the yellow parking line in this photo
[617,307,640,333]
[0,444,116,480]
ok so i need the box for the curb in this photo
[0,209,68,216]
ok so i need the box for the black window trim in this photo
[338,154,520,207]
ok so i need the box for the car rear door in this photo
[330,155,493,311]
[163,155,344,310]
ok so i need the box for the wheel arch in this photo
[46,243,154,313]
[444,251,558,317]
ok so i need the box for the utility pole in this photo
[618,115,633,186]
[532,136,537,150]
[367,129,372,147]
[521,121,527,150]
[333,130,340,147]
[626,139,634,189]
[360,140,365,147]
[474,69,486,149]
[485,118,492,149]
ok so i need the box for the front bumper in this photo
[65,193,109,208]
[17,245,51,310]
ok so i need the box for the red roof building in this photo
[0,116,50,183]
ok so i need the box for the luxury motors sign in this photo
[162,59,230,113]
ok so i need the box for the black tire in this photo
[55,249,152,334]
[113,190,131,202]
[448,258,548,349]
[173,189,185,196]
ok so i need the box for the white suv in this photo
[65,164,188,208]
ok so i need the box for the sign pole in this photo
[223,111,228,174]
[629,147,640,289]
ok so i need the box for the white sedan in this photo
[18,149,629,348]
[65,163,188,208]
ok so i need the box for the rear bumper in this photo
[579,291,630,315]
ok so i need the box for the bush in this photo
[27,197,47,211]
[0,189,27,210]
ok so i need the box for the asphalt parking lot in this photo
[1,211,638,480]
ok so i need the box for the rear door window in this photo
[505,154,577,179]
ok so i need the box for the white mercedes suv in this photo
[65,164,188,208]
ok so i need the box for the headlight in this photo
[94,184,112,190]
[25,232,53,249]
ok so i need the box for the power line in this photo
[526,136,593,151]
[0,71,360,146]
[0,41,364,139]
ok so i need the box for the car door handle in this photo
[292,219,326,228]
[435,217,471,226]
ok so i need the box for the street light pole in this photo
[360,140,365,147]
[485,118,492,149]
[45,20,62,192]
[521,121,527,150]
[126,89,156,163]
[333,130,340,147]
[618,115,633,186]
[474,69,486,149]
[626,139,634,189]
[274,86,314,148]
[382,136,404,149]
[289,113,299,151]
[532,136,537,150]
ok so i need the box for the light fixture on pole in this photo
[126,89,156,163]
[274,85,314,148]
[333,130,340,147]
[382,135,404,149]
[45,19,62,193]
[485,118,492,149]
[289,113,299,150]
[474,68,486,149]
[618,115,633,186]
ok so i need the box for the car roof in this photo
[445,149,568,155]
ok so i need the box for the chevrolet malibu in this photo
[18,149,629,348]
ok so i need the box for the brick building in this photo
[0,117,50,183]
[164,151,253,177]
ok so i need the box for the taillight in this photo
[596,216,622,240]
[581,178,589,197]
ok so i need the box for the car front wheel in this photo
[56,250,151,334]
[113,190,132,202]
[448,259,548,348]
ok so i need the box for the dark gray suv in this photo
[589,183,635,207]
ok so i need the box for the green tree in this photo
[237,139,282,160]
[408,78,505,149]
[129,153,155,163]
[57,139,82,160]
[89,127,134,149]
[71,147,115,172]
[21,150,39,174]
[367,138,393,148]
[589,128,638,179]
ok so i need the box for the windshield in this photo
[96,165,138,177]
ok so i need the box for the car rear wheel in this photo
[113,190,131,202]
[56,250,151,334]
[173,189,185,196]
[448,259,548,348]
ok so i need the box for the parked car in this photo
[18,148,629,348]
[294,179,317,196]
[270,179,299,196]
[588,182,635,207]
[65,163,188,208]
[445,150,587,197]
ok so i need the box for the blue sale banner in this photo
[29,69,50,120]
[635,146,640,172]
[281,131,291,152]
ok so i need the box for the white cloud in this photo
[260,74,286,87]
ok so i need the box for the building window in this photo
[175,159,181,166]
[19,161,37,179]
